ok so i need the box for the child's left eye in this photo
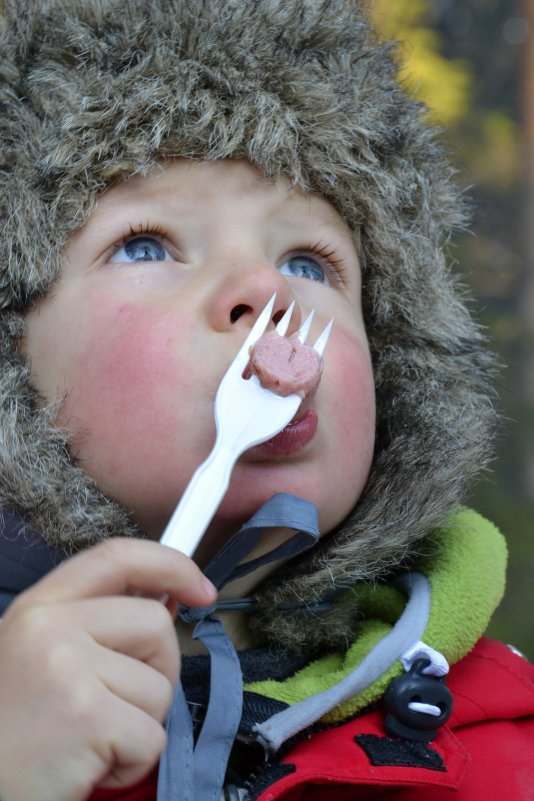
[109,236,171,264]
[279,256,329,285]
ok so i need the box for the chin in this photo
[215,485,281,527]
[214,461,352,534]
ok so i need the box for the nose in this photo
[206,260,303,335]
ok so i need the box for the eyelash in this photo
[302,240,349,285]
[116,221,170,251]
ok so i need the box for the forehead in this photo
[96,158,350,234]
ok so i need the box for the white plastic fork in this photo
[160,293,333,556]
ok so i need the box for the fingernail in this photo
[203,576,217,597]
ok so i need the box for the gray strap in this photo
[192,615,243,800]
[253,572,432,753]
[157,493,319,801]
[158,680,194,801]
[203,492,319,590]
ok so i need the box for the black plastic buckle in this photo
[384,658,453,742]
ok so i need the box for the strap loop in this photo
[157,493,319,801]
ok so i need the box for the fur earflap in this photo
[0,0,496,648]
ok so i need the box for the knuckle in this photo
[14,604,62,646]
[144,719,168,762]
[156,675,174,717]
[97,536,127,562]
[65,680,102,724]
[8,607,90,688]
[146,598,174,635]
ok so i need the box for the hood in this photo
[0,0,496,649]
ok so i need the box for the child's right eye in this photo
[109,236,172,264]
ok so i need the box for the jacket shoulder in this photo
[447,636,534,726]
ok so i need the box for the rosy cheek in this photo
[328,328,376,439]
[313,326,375,530]
[59,301,201,469]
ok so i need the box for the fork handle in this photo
[159,441,236,557]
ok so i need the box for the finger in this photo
[63,596,181,683]
[96,646,175,723]
[90,693,168,791]
[13,538,217,608]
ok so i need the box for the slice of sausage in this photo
[249,331,323,397]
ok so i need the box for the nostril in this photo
[230,304,252,323]
[272,309,287,326]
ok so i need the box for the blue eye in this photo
[111,236,169,263]
[279,256,329,284]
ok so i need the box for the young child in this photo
[0,1,532,800]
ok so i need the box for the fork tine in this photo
[226,292,276,374]
[312,318,333,356]
[295,309,315,344]
[274,301,295,337]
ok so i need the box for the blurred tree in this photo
[371,0,472,125]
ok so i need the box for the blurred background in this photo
[372,0,534,658]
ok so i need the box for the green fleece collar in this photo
[245,509,507,723]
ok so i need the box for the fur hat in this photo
[0,0,496,648]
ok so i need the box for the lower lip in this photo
[248,409,319,457]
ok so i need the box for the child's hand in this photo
[0,538,216,801]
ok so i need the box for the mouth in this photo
[246,408,318,457]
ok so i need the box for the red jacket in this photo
[91,638,534,801]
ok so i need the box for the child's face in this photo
[23,159,375,555]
